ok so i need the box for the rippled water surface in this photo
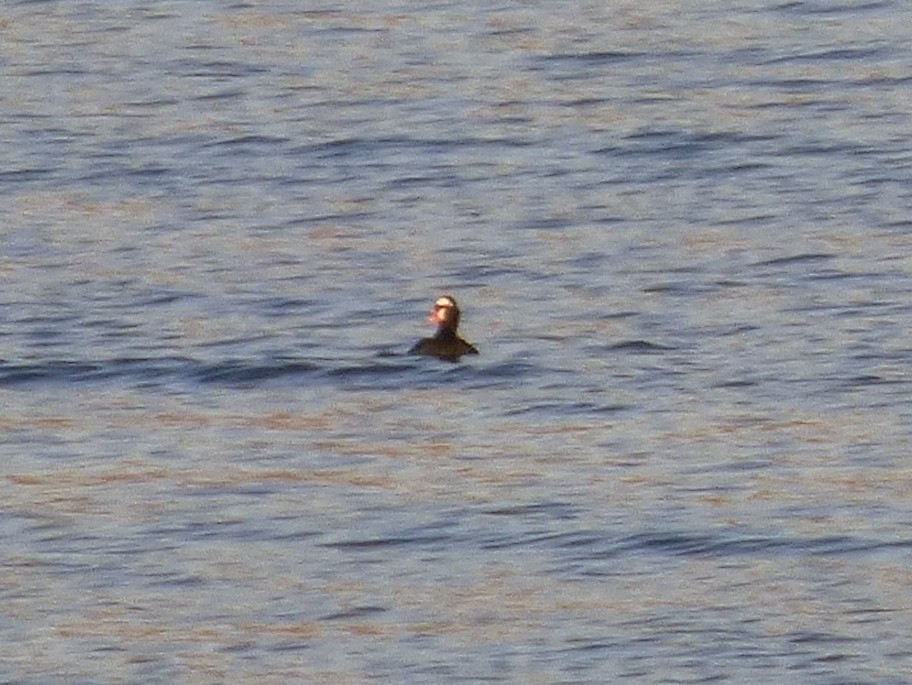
[4,1,912,683]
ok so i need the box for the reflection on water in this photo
[4,0,912,683]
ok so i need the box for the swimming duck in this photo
[410,295,479,362]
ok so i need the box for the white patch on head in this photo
[435,296,456,309]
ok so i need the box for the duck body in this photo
[410,329,479,362]
[410,295,479,362]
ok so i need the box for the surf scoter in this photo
[410,295,479,362]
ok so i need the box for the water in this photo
[3,1,912,682]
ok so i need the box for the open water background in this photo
[3,1,912,683]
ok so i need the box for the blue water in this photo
[4,1,912,683]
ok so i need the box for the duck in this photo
[410,295,479,362]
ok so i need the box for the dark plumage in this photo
[410,295,479,362]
